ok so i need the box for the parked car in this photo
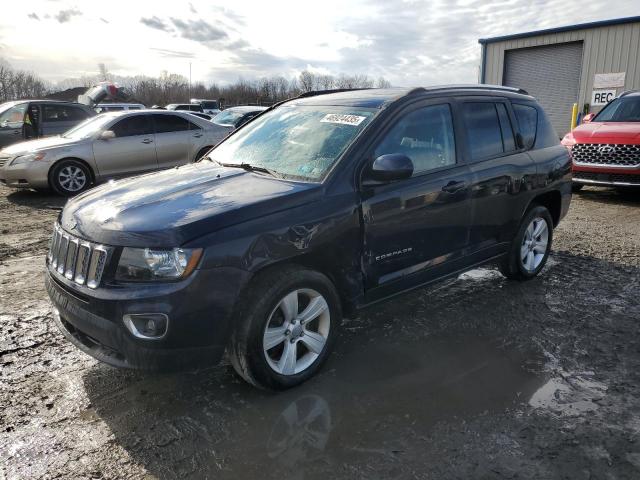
[95,103,145,113]
[0,110,222,195]
[562,90,640,190]
[190,98,222,116]
[166,103,203,113]
[188,112,214,121]
[0,100,96,149]
[45,86,571,389]
[208,106,267,145]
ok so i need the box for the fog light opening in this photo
[123,313,169,340]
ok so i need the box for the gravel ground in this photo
[1,185,640,479]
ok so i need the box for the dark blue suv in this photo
[46,86,571,389]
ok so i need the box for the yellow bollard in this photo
[571,103,578,130]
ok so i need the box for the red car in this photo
[562,90,640,191]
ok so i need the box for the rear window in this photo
[512,104,538,149]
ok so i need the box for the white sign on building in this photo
[593,72,626,89]
[591,89,617,106]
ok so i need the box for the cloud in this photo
[100,18,109,24]
[189,3,197,14]
[169,18,228,45]
[140,16,171,32]
[54,8,82,23]
[27,13,40,21]
[150,47,195,59]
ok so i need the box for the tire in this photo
[194,146,212,162]
[229,266,341,390]
[499,205,553,281]
[50,159,92,196]
[571,183,584,193]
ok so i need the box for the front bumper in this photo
[46,263,251,371]
[572,164,640,187]
[0,159,52,189]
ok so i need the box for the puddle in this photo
[80,334,545,479]
[529,373,607,416]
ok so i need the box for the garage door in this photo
[503,42,583,137]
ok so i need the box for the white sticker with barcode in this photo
[320,114,366,126]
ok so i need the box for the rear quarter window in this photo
[512,102,559,149]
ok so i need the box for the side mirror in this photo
[582,113,595,124]
[364,154,414,185]
[100,130,115,140]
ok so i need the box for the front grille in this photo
[0,156,10,168]
[48,223,112,289]
[572,143,640,167]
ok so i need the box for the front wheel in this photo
[499,205,553,281]
[229,267,341,390]
[50,159,91,196]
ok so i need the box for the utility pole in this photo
[188,62,192,102]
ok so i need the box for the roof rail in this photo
[295,88,371,99]
[618,90,638,98]
[410,84,529,96]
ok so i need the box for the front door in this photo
[40,103,92,137]
[0,103,28,148]
[361,102,472,298]
[92,114,157,178]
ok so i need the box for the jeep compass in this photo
[46,86,572,389]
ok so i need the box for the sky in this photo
[0,0,637,87]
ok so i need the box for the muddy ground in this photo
[1,186,640,480]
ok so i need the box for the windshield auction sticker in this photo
[320,114,367,126]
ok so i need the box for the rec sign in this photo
[591,89,616,106]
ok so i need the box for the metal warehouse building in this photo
[479,16,640,136]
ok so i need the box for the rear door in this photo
[152,114,203,168]
[361,100,473,298]
[459,97,536,255]
[41,104,92,136]
[92,114,157,178]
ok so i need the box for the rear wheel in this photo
[50,159,91,196]
[499,205,553,281]
[229,266,341,390]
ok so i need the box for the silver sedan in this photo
[0,110,222,196]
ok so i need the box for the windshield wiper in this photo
[219,162,285,179]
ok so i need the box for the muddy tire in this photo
[50,159,92,196]
[229,266,341,390]
[499,205,553,281]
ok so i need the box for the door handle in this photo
[442,180,467,193]
[193,133,203,138]
[13,130,20,135]
[141,138,153,144]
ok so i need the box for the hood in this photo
[0,136,80,156]
[60,162,322,247]
[572,122,640,142]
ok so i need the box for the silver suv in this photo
[0,110,222,195]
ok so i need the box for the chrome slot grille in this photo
[0,157,9,168]
[48,224,111,289]
[572,143,640,167]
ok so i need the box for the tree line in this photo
[0,59,392,107]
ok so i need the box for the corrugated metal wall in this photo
[482,21,640,128]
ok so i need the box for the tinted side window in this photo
[42,105,90,122]
[374,104,456,176]
[111,115,153,137]
[154,114,200,133]
[512,104,538,149]
[462,103,503,161]
[496,103,515,152]
[0,104,27,126]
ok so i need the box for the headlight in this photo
[115,247,202,281]
[11,152,47,165]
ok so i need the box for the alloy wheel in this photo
[263,288,330,376]
[58,165,87,192]
[520,216,549,272]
